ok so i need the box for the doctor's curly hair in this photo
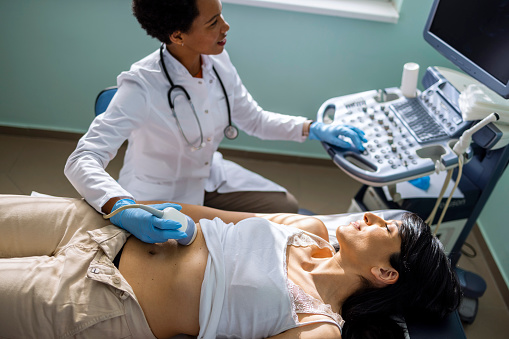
[132,0,199,44]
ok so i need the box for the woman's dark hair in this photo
[341,213,462,339]
[132,0,200,44]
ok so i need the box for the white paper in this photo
[382,171,464,201]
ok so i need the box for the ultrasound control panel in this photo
[317,67,473,186]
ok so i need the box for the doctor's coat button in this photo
[207,137,211,142]
[112,276,121,285]
[209,80,213,83]
[204,110,209,114]
[198,81,203,84]
[205,162,209,165]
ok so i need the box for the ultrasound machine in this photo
[316,0,509,335]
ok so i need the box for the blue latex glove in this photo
[109,199,187,243]
[309,122,367,151]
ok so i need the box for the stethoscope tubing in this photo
[159,44,238,150]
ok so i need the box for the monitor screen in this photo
[423,0,509,99]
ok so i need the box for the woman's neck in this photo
[166,43,202,77]
[312,256,365,313]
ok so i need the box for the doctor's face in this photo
[181,0,230,55]
[336,213,402,268]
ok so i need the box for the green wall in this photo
[0,0,455,157]
[0,1,507,286]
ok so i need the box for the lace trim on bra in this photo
[288,279,345,328]
[285,232,344,329]
[286,231,334,252]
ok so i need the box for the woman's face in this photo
[336,213,402,269]
[181,0,230,55]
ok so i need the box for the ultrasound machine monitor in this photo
[423,0,509,99]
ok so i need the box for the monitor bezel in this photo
[423,0,509,99]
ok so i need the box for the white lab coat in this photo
[65,46,308,213]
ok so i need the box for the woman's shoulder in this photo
[129,48,161,71]
[117,48,162,84]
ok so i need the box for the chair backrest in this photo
[94,86,118,116]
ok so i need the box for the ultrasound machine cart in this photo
[316,0,509,336]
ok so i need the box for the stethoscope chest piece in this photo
[224,125,239,140]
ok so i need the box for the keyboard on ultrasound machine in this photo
[317,75,472,186]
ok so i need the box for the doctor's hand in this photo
[109,199,187,243]
[309,122,367,151]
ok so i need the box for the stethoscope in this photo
[159,44,238,151]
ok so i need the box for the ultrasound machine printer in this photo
[316,0,509,337]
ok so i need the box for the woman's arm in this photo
[138,201,329,241]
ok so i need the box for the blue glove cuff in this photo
[308,122,320,141]
[110,198,136,229]
[112,198,136,211]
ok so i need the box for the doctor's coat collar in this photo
[161,44,215,79]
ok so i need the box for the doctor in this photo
[65,0,366,243]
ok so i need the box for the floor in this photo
[1,132,508,338]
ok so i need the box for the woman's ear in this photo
[169,31,184,45]
[370,266,399,287]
